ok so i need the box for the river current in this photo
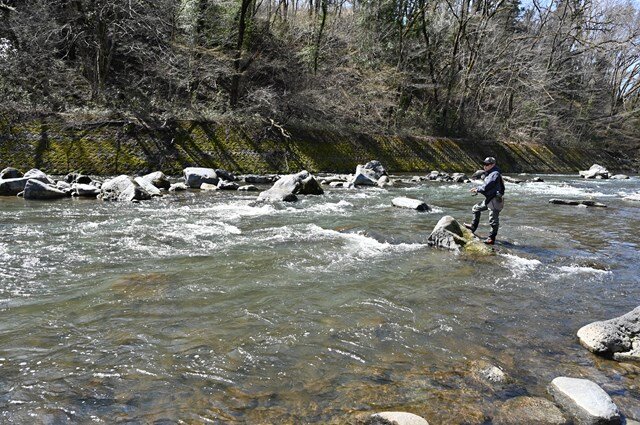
[0,174,639,424]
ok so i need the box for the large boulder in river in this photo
[183,167,219,188]
[548,377,621,425]
[257,170,323,202]
[23,169,54,185]
[134,176,162,197]
[23,179,68,200]
[71,183,100,197]
[142,171,171,190]
[427,216,491,254]
[352,160,387,186]
[577,306,640,361]
[0,167,22,180]
[579,164,609,179]
[99,175,152,202]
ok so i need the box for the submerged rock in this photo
[610,174,629,180]
[579,164,609,179]
[183,167,219,188]
[392,197,430,211]
[549,199,607,208]
[23,179,68,200]
[427,216,492,254]
[493,397,568,425]
[577,306,640,361]
[237,185,259,191]
[548,377,621,425]
[366,412,429,425]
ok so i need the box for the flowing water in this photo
[1,174,639,424]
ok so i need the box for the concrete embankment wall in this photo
[0,115,632,175]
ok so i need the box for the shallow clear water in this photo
[1,174,639,424]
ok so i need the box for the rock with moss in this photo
[577,306,640,361]
[23,179,68,200]
[427,216,492,254]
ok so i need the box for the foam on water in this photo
[557,265,612,275]
[500,253,542,277]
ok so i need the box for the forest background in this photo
[0,0,639,157]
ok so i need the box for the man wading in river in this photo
[464,157,505,245]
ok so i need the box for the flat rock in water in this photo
[493,396,568,425]
[610,174,629,180]
[367,412,429,425]
[23,179,68,200]
[243,174,275,184]
[238,185,259,191]
[183,167,219,188]
[549,199,607,207]
[200,182,218,191]
[392,197,430,211]
[169,183,188,192]
[577,306,640,361]
[549,377,621,425]
[503,176,523,184]
[72,183,100,197]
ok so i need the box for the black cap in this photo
[482,156,496,165]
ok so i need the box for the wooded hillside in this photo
[0,0,638,150]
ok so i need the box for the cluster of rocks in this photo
[358,375,629,425]
[579,164,629,180]
[412,171,470,183]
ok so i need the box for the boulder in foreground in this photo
[548,377,621,425]
[427,216,492,254]
[577,306,640,361]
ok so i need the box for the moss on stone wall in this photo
[0,115,630,175]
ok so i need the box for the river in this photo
[1,174,639,423]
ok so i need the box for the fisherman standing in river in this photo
[464,157,505,245]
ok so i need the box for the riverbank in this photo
[1,114,636,175]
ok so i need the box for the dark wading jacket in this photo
[477,166,505,201]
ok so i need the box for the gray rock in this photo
[580,164,610,179]
[0,177,31,196]
[215,169,236,182]
[427,216,492,254]
[243,174,276,184]
[237,185,259,191]
[0,167,22,179]
[352,160,387,186]
[75,175,92,184]
[378,175,392,187]
[134,176,162,197]
[257,170,323,202]
[23,169,54,185]
[549,199,607,208]
[72,183,101,197]
[530,177,545,182]
[142,171,171,190]
[169,183,188,192]
[321,176,348,185]
[451,173,468,183]
[392,197,431,211]
[56,181,71,190]
[493,396,568,425]
[577,306,640,361]
[610,174,629,180]
[329,181,353,188]
[183,167,219,188]
[503,176,524,184]
[217,180,240,190]
[23,179,68,200]
[367,412,429,425]
[549,377,621,425]
[100,175,152,202]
